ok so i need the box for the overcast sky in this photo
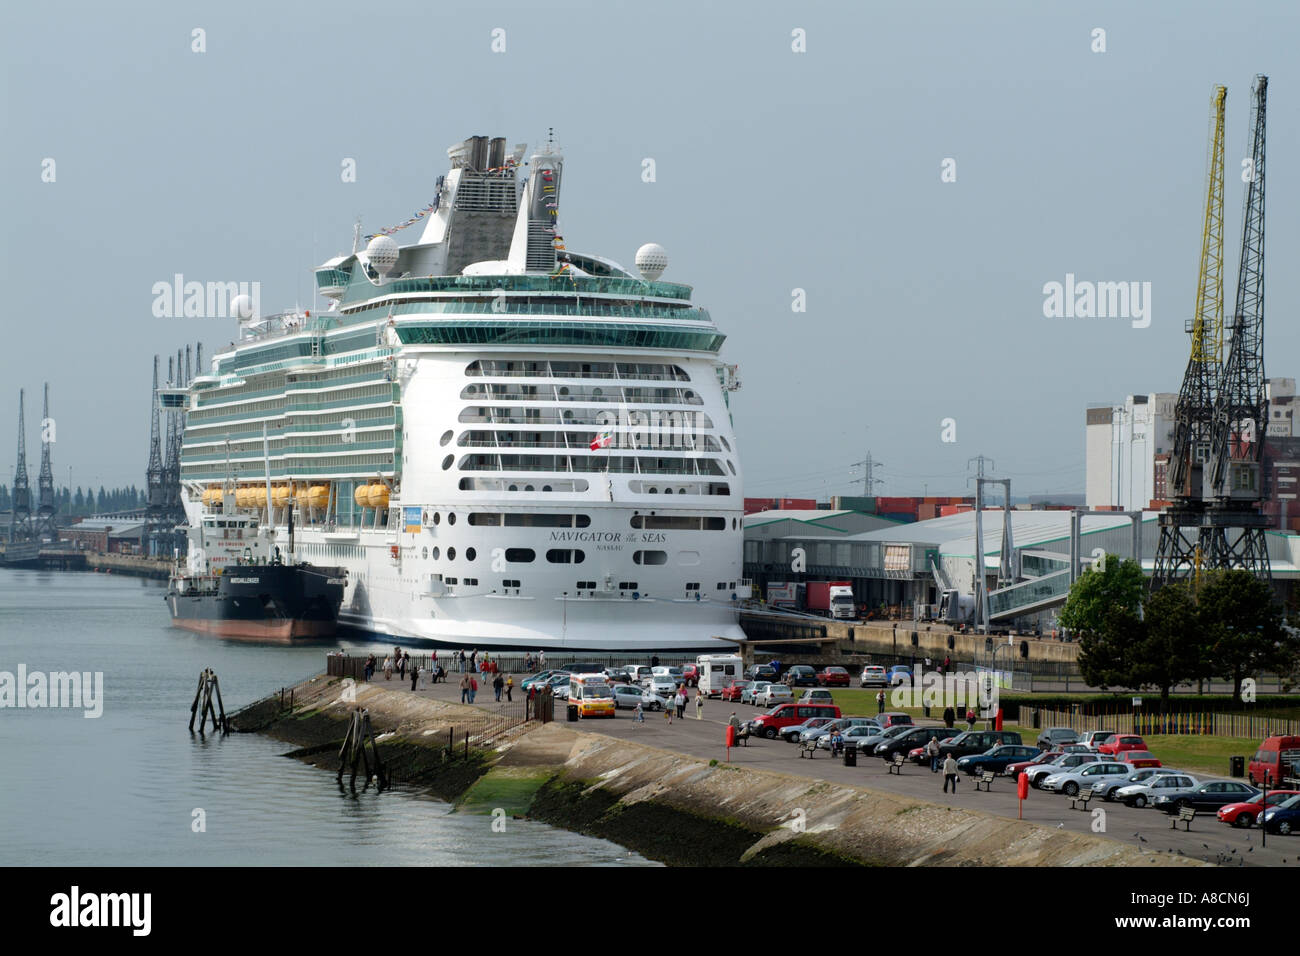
[2,0,1296,499]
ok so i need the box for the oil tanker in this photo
[166,560,347,643]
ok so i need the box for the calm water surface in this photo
[0,568,654,866]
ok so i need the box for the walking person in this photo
[695,688,703,720]
[634,701,645,724]
[383,656,393,680]
[469,675,478,704]
[410,663,420,691]
[397,652,407,681]
[942,753,959,793]
[538,649,546,669]
[493,672,504,702]
[460,673,470,704]
[505,674,513,701]
[364,654,375,682]
[418,661,428,690]
[876,689,885,714]
[965,707,976,730]
[943,705,955,729]
[927,734,942,773]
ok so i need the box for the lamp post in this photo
[562,591,567,646]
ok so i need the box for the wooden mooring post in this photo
[337,708,388,792]
[188,668,228,734]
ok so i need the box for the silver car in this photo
[800,716,880,744]
[1091,766,1178,802]
[1115,773,1200,808]
[816,723,884,750]
[610,684,664,711]
[782,717,836,743]
[757,683,794,707]
[742,681,770,705]
[1040,760,1132,795]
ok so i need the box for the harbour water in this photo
[0,568,655,866]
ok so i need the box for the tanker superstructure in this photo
[176,134,748,650]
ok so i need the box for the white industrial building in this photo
[1085,379,1300,510]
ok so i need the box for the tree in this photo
[1129,582,1204,711]
[1198,570,1294,705]
[1059,555,1145,638]
[1077,604,1139,690]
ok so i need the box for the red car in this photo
[719,679,749,702]
[1004,750,1066,779]
[1098,734,1148,756]
[817,666,851,687]
[1217,790,1300,828]
[682,664,699,687]
[1117,750,1162,769]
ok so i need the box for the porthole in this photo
[727,461,736,474]
[665,488,673,495]
[440,430,453,446]
[542,485,552,492]
[505,548,536,563]
[448,512,456,525]
[432,547,440,559]
[648,487,658,494]
[525,484,535,492]
[466,547,477,561]
[433,512,441,525]
[732,518,738,530]
[422,547,428,559]
[508,484,518,492]
[447,547,456,560]
[720,436,731,451]
[559,386,569,396]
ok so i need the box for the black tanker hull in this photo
[166,564,347,644]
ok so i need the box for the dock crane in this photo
[1152,85,1227,583]
[1203,75,1271,578]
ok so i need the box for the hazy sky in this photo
[3,0,1297,499]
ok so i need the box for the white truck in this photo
[696,654,743,697]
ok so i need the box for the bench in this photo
[975,770,995,792]
[1069,787,1095,811]
[1170,806,1196,831]
[887,752,905,775]
[799,739,819,758]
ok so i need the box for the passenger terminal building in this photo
[743,508,1300,629]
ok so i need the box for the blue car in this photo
[956,745,1041,776]
[1260,793,1300,835]
[888,665,912,686]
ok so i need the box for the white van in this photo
[696,654,743,697]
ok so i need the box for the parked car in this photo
[742,681,770,705]
[745,664,778,683]
[783,666,819,688]
[665,667,685,685]
[630,665,654,686]
[520,669,569,690]
[1004,750,1068,780]
[611,684,663,710]
[646,675,677,698]
[757,683,794,707]
[800,716,880,744]
[850,723,916,754]
[859,665,888,687]
[566,663,606,676]
[1154,780,1260,814]
[876,726,965,761]
[749,702,842,739]
[888,665,912,686]
[1039,761,1133,795]
[1097,734,1149,756]
[719,679,750,702]
[939,730,1023,759]
[1248,735,1300,788]
[681,664,699,687]
[782,717,837,743]
[956,745,1040,776]
[1091,766,1181,802]
[876,712,914,729]
[1216,790,1300,828]
[1258,793,1300,835]
[1036,727,1081,750]
[817,666,851,687]
[1116,750,1163,769]
[818,723,887,751]
[1023,752,1102,788]
[1115,772,1199,808]
[605,667,635,685]
[798,689,836,705]
[1077,731,1116,750]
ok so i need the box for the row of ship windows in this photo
[422,548,713,566]
[418,512,736,530]
[439,579,739,593]
[449,454,730,476]
[440,427,728,452]
[456,408,719,430]
[453,478,731,494]
[462,383,703,406]
[465,360,691,382]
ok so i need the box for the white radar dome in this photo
[635,243,668,281]
[365,235,400,275]
[230,294,256,320]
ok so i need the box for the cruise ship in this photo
[176,133,749,650]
